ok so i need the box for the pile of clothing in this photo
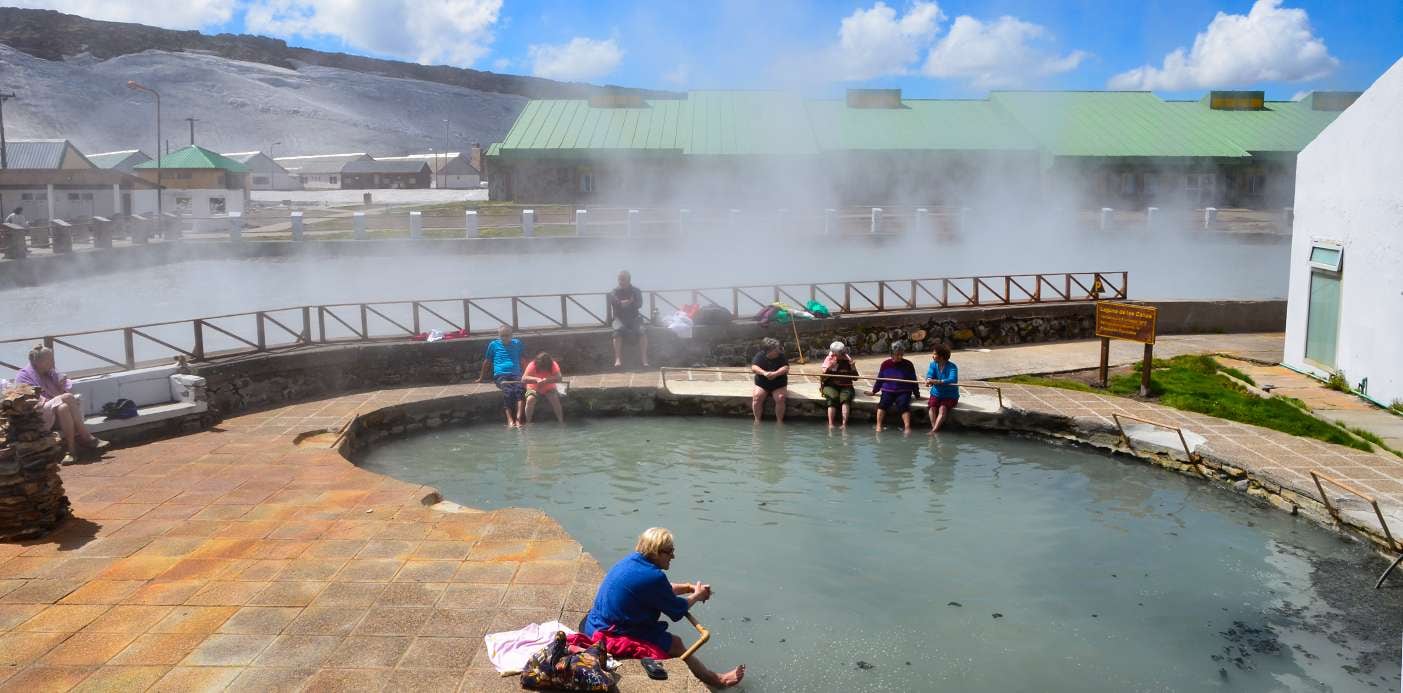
[756,299,832,325]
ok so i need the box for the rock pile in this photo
[0,384,71,541]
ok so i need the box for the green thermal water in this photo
[360,417,1402,692]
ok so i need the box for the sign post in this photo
[1094,302,1158,396]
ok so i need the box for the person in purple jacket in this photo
[869,341,919,432]
[15,345,107,462]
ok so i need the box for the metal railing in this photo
[1310,470,1402,588]
[1111,413,1202,463]
[0,271,1126,376]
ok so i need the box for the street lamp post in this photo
[126,81,161,231]
[268,141,282,190]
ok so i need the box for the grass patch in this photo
[1341,424,1403,459]
[1391,400,1403,416]
[1325,370,1352,393]
[1217,364,1255,386]
[1000,354,1373,453]
[998,375,1098,393]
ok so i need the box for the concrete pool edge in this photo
[330,381,1399,561]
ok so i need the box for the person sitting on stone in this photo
[521,351,564,425]
[578,527,745,688]
[15,345,107,463]
[925,342,960,434]
[750,337,789,424]
[870,341,919,433]
[476,325,525,428]
[820,341,859,429]
[608,270,649,368]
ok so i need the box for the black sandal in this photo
[640,658,667,680]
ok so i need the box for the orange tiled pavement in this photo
[0,377,708,693]
[3,368,1402,691]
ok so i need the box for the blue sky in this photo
[16,0,1403,98]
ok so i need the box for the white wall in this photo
[1285,58,1403,405]
[161,189,247,216]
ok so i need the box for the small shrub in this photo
[1391,400,1403,416]
[1325,370,1352,393]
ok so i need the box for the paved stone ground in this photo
[0,379,710,693]
[3,334,1402,692]
[1225,359,1403,454]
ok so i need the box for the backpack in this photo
[520,631,617,691]
[101,398,139,420]
[696,304,733,325]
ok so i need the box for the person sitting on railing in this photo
[578,527,745,688]
[820,341,859,429]
[925,342,959,434]
[609,270,649,368]
[750,337,789,424]
[476,325,525,428]
[15,345,108,463]
[870,341,919,433]
[521,351,564,425]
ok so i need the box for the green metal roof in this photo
[135,145,250,172]
[496,91,818,157]
[987,91,1250,158]
[495,90,1349,161]
[1161,97,1341,153]
[805,99,1039,151]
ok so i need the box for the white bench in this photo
[69,364,208,435]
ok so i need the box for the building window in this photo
[175,197,192,213]
[68,193,81,201]
[252,176,269,185]
[1248,174,1266,195]
[579,169,595,193]
[1144,174,1159,195]
[209,197,226,214]
[1308,240,1343,271]
[329,176,338,185]
[21,192,46,201]
[1185,173,1217,204]
[81,193,93,200]
[1119,172,1137,195]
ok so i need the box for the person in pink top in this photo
[522,352,565,424]
[14,345,108,463]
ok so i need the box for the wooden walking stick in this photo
[790,318,806,364]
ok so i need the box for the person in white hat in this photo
[819,341,859,429]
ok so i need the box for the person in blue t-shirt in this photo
[925,342,959,434]
[583,528,745,687]
[476,325,525,428]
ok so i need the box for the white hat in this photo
[829,341,846,353]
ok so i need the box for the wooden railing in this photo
[0,271,1126,376]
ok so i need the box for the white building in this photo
[224,152,299,190]
[273,153,371,190]
[1284,57,1403,407]
[378,152,481,189]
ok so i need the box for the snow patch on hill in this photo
[1,44,526,156]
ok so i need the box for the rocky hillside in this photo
[0,7,670,156]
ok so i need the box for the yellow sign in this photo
[1095,302,1157,344]
[1090,277,1104,296]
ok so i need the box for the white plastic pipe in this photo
[290,211,304,241]
[522,209,535,237]
[465,209,479,238]
[409,210,423,240]
[575,209,588,236]
[228,211,243,241]
[353,211,366,240]
[1099,207,1114,231]
[627,209,640,238]
[870,207,883,234]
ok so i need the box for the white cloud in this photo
[663,63,690,87]
[528,37,623,82]
[244,0,502,67]
[8,0,234,30]
[1108,0,1337,90]
[923,15,1088,88]
[833,1,943,81]
[492,58,512,72]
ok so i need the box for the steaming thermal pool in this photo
[359,418,1402,692]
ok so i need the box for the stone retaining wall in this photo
[195,299,1284,416]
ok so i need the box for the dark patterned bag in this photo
[519,630,617,691]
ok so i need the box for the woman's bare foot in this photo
[715,665,745,687]
[874,425,884,432]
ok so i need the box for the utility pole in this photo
[442,119,449,189]
[184,117,198,145]
[0,91,15,169]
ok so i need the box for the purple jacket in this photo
[15,366,71,400]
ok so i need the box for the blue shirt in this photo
[583,552,689,651]
[484,338,523,378]
[926,360,959,399]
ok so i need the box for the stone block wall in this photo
[0,386,72,541]
[193,299,1283,416]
